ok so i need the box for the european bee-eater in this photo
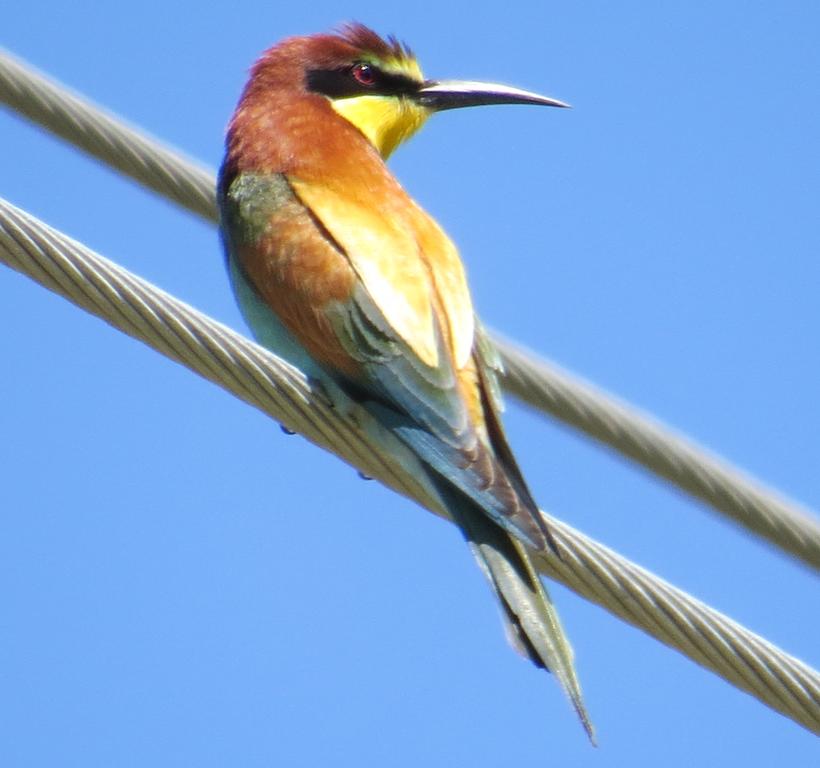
[218,24,593,741]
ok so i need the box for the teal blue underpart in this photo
[226,254,326,381]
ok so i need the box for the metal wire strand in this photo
[1,197,818,735]
[2,47,818,570]
[0,49,215,222]
[498,343,820,571]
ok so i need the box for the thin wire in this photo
[0,49,215,222]
[2,47,818,571]
[499,343,820,572]
[1,197,818,735]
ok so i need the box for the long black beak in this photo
[415,79,570,111]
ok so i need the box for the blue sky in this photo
[2,2,818,765]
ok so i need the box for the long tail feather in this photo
[445,491,596,744]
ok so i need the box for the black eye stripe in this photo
[306,65,419,99]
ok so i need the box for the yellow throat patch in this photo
[330,93,431,159]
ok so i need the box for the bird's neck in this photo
[225,92,409,200]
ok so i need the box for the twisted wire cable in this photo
[2,48,818,571]
[0,49,215,222]
[499,343,820,571]
[1,197,818,735]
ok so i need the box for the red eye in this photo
[352,63,376,86]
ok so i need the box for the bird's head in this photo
[243,23,568,159]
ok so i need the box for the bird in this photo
[218,23,593,742]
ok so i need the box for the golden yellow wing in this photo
[289,177,474,371]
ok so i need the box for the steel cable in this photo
[1,197,818,735]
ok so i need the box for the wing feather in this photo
[225,169,550,549]
[290,178,442,368]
